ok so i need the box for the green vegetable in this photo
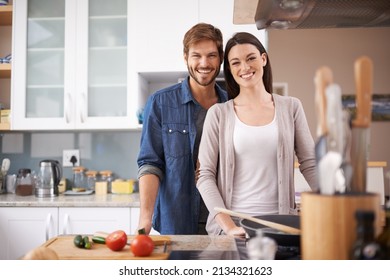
[92,236,106,244]
[83,236,92,249]
[73,235,84,248]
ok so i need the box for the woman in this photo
[196,32,317,236]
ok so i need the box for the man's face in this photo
[184,40,221,87]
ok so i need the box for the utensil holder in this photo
[300,192,381,260]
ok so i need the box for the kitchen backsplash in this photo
[0,130,142,183]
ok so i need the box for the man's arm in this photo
[137,174,160,234]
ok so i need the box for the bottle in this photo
[350,210,383,260]
[85,170,98,191]
[72,166,86,191]
[100,170,113,193]
[376,208,390,259]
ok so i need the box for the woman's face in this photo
[227,43,267,89]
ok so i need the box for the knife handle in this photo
[314,66,333,137]
[353,56,373,128]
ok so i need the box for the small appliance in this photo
[35,160,62,197]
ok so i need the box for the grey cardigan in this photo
[197,94,317,235]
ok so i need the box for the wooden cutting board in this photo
[42,235,171,260]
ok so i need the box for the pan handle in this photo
[214,207,301,235]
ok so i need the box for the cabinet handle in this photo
[45,213,52,241]
[66,93,72,123]
[80,92,87,123]
[63,213,70,235]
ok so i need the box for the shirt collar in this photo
[180,76,228,105]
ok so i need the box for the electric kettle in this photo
[35,159,62,197]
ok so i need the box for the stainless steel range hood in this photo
[234,0,390,29]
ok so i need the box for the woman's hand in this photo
[225,226,246,237]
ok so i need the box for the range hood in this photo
[234,0,390,29]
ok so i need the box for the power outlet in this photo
[63,149,80,167]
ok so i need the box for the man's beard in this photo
[187,65,220,87]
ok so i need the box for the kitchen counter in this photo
[30,234,242,260]
[0,193,140,207]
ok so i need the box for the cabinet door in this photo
[12,0,136,130]
[59,207,131,235]
[75,0,135,129]
[12,0,76,130]
[0,207,58,260]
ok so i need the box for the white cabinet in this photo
[0,207,58,260]
[0,206,133,259]
[130,207,160,235]
[59,207,131,235]
[131,0,198,73]
[12,0,138,130]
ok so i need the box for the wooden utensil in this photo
[214,207,301,235]
[351,56,373,193]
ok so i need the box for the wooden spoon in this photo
[214,207,301,235]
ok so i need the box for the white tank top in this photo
[231,112,279,216]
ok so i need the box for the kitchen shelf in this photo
[0,5,12,26]
[0,64,11,78]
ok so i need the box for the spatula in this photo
[214,207,301,235]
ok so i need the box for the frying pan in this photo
[239,215,300,247]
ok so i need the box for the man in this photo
[137,23,227,234]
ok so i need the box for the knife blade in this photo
[350,56,373,193]
[314,66,333,192]
[325,83,346,193]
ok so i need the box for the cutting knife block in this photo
[300,192,381,260]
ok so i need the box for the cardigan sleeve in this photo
[292,97,318,190]
[197,104,229,220]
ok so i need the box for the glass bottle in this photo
[100,170,113,193]
[15,168,34,196]
[72,166,86,190]
[247,229,277,260]
[85,170,98,191]
[350,210,383,260]
[376,208,390,259]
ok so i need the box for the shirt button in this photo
[183,130,186,133]
[169,129,172,133]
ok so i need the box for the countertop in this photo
[35,234,241,260]
[0,193,140,207]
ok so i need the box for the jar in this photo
[72,167,86,191]
[100,170,113,193]
[85,170,98,191]
[15,168,34,196]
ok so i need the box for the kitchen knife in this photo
[325,83,346,193]
[314,66,333,192]
[350,56,373,193]
[326,84,344,155]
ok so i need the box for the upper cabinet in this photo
[0,4,12,131]
[12,0,139,130]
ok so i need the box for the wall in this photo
[0,131,142,184]
[267,27,390,196]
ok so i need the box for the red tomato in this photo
[106,230,127,251]
[131,234,154,257]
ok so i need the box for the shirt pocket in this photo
[163,123,191,158]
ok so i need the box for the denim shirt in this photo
[137,77,228,234]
